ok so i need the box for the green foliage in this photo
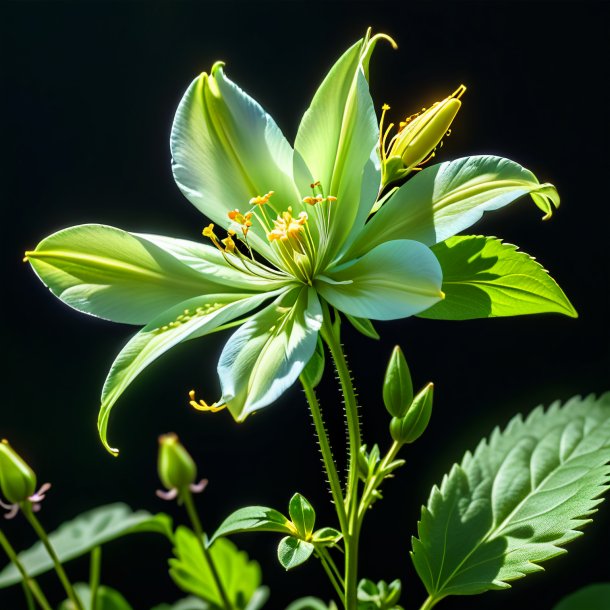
[288,493,316,540]
[151,589,269,610]
[345,314,380,340]
[210,506,294,544]
[311,527,342,545]
[357,578,402,609]
[389,383,434,444]
[411,393,610,603]
[302,337,326,388]
[553,584,610,610]
[169,528,261,609]
[419,235,577,320]
[0,504,171,588]
[285,598,337,610]
[277,537,315,570]
[58,583,133,610]
[382,346,413,418]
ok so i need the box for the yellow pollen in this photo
[267,207,308,242]
[303,195,323,206]
[188,389,227,413]
[326,196,337,203]
[249,191,275,206]
[202,223,216,239]
[222,235,236,252]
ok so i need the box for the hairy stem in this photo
[182,491,233,610]
[0,530,52,610]
[21,505,83,610]
[321,316,361,610]
[300,375,348,534]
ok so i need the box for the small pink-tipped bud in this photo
[0,440,37,505]
[157,433,197,493]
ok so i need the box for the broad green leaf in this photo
[210,506,295,544]
[411,393,610,603]
[25,224,244,325]
[169,528,261,610]
[98,290,277,454]
[0,504,171,588]
[553,583,610,610]
[318,240,442,321]
[418,236,577,320]
[58,583,133,610]
[347,155,559,258]
[277,536,315,570]
[345,314,380,340]
[288,493,316,540]
[286,598,337,610]
[218,287,322,421]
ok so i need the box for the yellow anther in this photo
[267,207,308,242]
[249,191,275,206]
[303,195,323,206]
[310,181,321,189]
[382,103,390,111]
[222,235,236,252]
[202,223,217,239]
[326,196,337,203]
[188,390,227,413]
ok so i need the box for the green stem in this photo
[316,547,345,605]
[419,596,440,610]
[0,529,53,610]
[22,580,36,610]
[300,375,348,535]
[321,316,361,610]
[89,546,102,610]
[183,491,233,610]
[21,504,83,610]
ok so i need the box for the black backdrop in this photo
[2,2,609,609]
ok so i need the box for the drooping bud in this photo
[382,346,413,418]
[157,433,197,492]
[389,383,434,444]
[0,440,37,504]
[380,85,466,188]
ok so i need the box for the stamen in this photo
[303,195,323,206]
[249,191,275,206]
[188,389,227,413]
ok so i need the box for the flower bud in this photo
[157,433,197,492]
[389,382,434,444]
[382,346,413,418]
[380,85,466,188]
[0,440,37,504]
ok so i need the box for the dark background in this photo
[2,2,609,609]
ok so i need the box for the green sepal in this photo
[209,506,295,545]
[0,439,37,504]
[288,493,316,540]
[157,433,197,494]
[345,314,380,340]
[277,536,315,570]
[382,346,414,418]
[358,444,381,481]
[389,383,434,444]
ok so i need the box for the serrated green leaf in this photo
[0,504,172,588]
[277,536,315,570]
[169,527,260,609]
[209,506,294,544]
[345,314,380,340]
[58,583,133,610]
[553,583,610,610]
[288,493,316,540]
[418,235,577,320]
[411,393,610,602]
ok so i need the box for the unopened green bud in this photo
[380,85,466,187]
[0,440,37,504]
[390,382,434,444]
[157,433,197,491]
[383,346,413,418]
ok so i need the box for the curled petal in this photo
[190,479,209,494]
[29,482,52,503]
[156,488,179,501]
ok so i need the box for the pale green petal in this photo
[98,291,281,454]
[295,34,386,265]
[217,287,322,421]
[347,155,560,257]
[26,224,249,325]
[171,64,301,262]
[316,240,443,320]
[137,233,289,292]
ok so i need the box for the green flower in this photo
[25,31,560,455]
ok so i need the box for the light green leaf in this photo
[277,537,315,570]
[26,224,245,325]
[169,528,260,610]
[345,314,379,340]
[418,236,577,319]
[99,290,278,454]
[311,527,342,545]
[411,393,610,602]
[286,598,336,610]
[318,240,442,321]
[347,155,559,257]
[553,583,610,610]
[301,336,325,389]
[58,583,133,610]
[0,504,171,588]
[218,287,322,421]
[210,506,295,544]
[288,493,316,540]
[150,598,212,610]
[171,63,301,263]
